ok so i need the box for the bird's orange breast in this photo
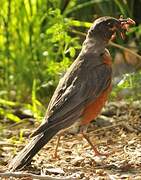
[103,49,112,66]
[81,50,112,125]
[81,85,111,125]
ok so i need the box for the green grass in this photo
[0,0,141,122]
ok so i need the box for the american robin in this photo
[9,16,135,171]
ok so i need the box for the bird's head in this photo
[88,16,135,42]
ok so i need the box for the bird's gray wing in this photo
[31,53,112,137]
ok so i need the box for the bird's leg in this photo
[53,134,61,158]
[80,126,110,156]
[53,121,81,158]
[82,132,109,156]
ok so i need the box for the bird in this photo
[8,16,135,171]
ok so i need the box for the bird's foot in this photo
[52,152,60,159]
[93,146,114,157]
[94,149,111,157]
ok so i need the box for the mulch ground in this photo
[0,101,141,179]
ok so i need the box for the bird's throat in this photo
[82,35,108,55]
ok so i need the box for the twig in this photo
[0,172,76,180]
[91,121,123,134]
[110,41,141,60]
[0,141,18,147]
[121,121,137,132]
[88,118,137,136]
[70,29,141,61]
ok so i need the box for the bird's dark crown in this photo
[88,16,135,41]
[88,16,120,41]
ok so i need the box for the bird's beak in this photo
[118,18,135,39]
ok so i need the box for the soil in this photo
[0,101,141,179]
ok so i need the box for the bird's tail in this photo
[8,126,59,171]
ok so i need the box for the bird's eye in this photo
[107,22,113,27]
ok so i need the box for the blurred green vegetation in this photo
[0,0,141,122]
